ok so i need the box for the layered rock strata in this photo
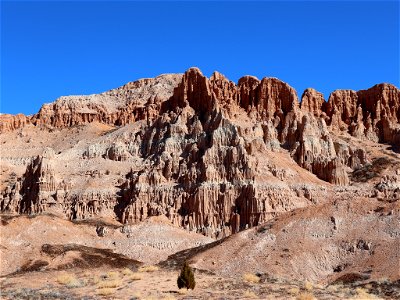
[1,68,399,237]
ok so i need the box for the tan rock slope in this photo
[187,197,400,283]
[0,214,212,276]
[1,68,399,241]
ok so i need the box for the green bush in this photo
[177,262,195,290]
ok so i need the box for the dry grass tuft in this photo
[132,292,142,298]
[364,284,372,289]
[376,277,390,284]
[327,284,340,292]
[304,281,313,291]
[129,272,143,281]
[243,273,260,284]
[92,275,101,285]
[82,271,92,277]
[121,268,134,276]
[138,265,159,272]
[352,287,379,299]
[97,279,122,289]
[106,271,120,279]
[296,292,316,300]
[289,287,300,295]
[177,288,188,295]
[243,290,257,298]
[162,295,177,300]
[57,273,81,288]
[96,287,116,296]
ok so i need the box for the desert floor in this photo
[1,265,399,300]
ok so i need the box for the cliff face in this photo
[326,84,400,143]
[1,68,399,237]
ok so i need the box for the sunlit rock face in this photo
[1,68,399,237]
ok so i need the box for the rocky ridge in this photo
[1,68,399,238]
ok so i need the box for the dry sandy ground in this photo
[189,197,400,284]
[0,214,212,276]
[1,198,399,300]
[1,266,399,300]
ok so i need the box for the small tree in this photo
[177,262,195,290]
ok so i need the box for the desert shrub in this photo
[129,273,143,281]
[96,288,115,296]
[163,296,177,300]
[289,287,300,295]
[177,262,195,290]
[177,288,188,295]
[93,275,102,285]
[121,268,134,276]
[57,273,82,288]
[304,281,313,291]
[353,287,378,299]
[106,271,120,279]
[296,292,316,300]
[97,280,122,288]
[243,290,257,298]
[243,273,260,284]
[138,265,159,272]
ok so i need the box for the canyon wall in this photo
[1,68,399,237]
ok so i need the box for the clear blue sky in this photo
[1,1,399,115]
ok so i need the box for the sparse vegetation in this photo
[97,279,122,289]
[177,288,188,295]
[138,265,159,272]
[243,290,257,298]
[177,262,196,290]
[56,273,82,288]
[351,157,393,182]
[243,273,260,284]
[96,287,116,296]
[296,292,316,300]
[2,269,399,299]
[129,272,143,281]
[289,287,300,295]
[121,268,134,276]
[352,287,378,299]
[93,275,101,285]
[326,284,340,292]
[106,271,120,279]
[162,295,177,300]
[304,281,313,291]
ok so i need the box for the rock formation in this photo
[326,83,400,143]
[0,113,30,132]
[300,88,326,117]
[1,67,399,237]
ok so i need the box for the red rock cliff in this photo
[1,68,398,237]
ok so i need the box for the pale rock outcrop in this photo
[0,74,182,132]
[17,148,59,214]
[106,142,131,161]
[375,175,400,201]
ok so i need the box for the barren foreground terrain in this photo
[1,210,399,300]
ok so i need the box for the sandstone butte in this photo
[0,67,399,240]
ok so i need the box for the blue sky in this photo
[1,1,399,115]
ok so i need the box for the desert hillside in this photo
[1,68,399,299]
[1,68,399,235]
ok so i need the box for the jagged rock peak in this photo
[325,83,400,143]
[0,67,398,137]
[300,88,326,117]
